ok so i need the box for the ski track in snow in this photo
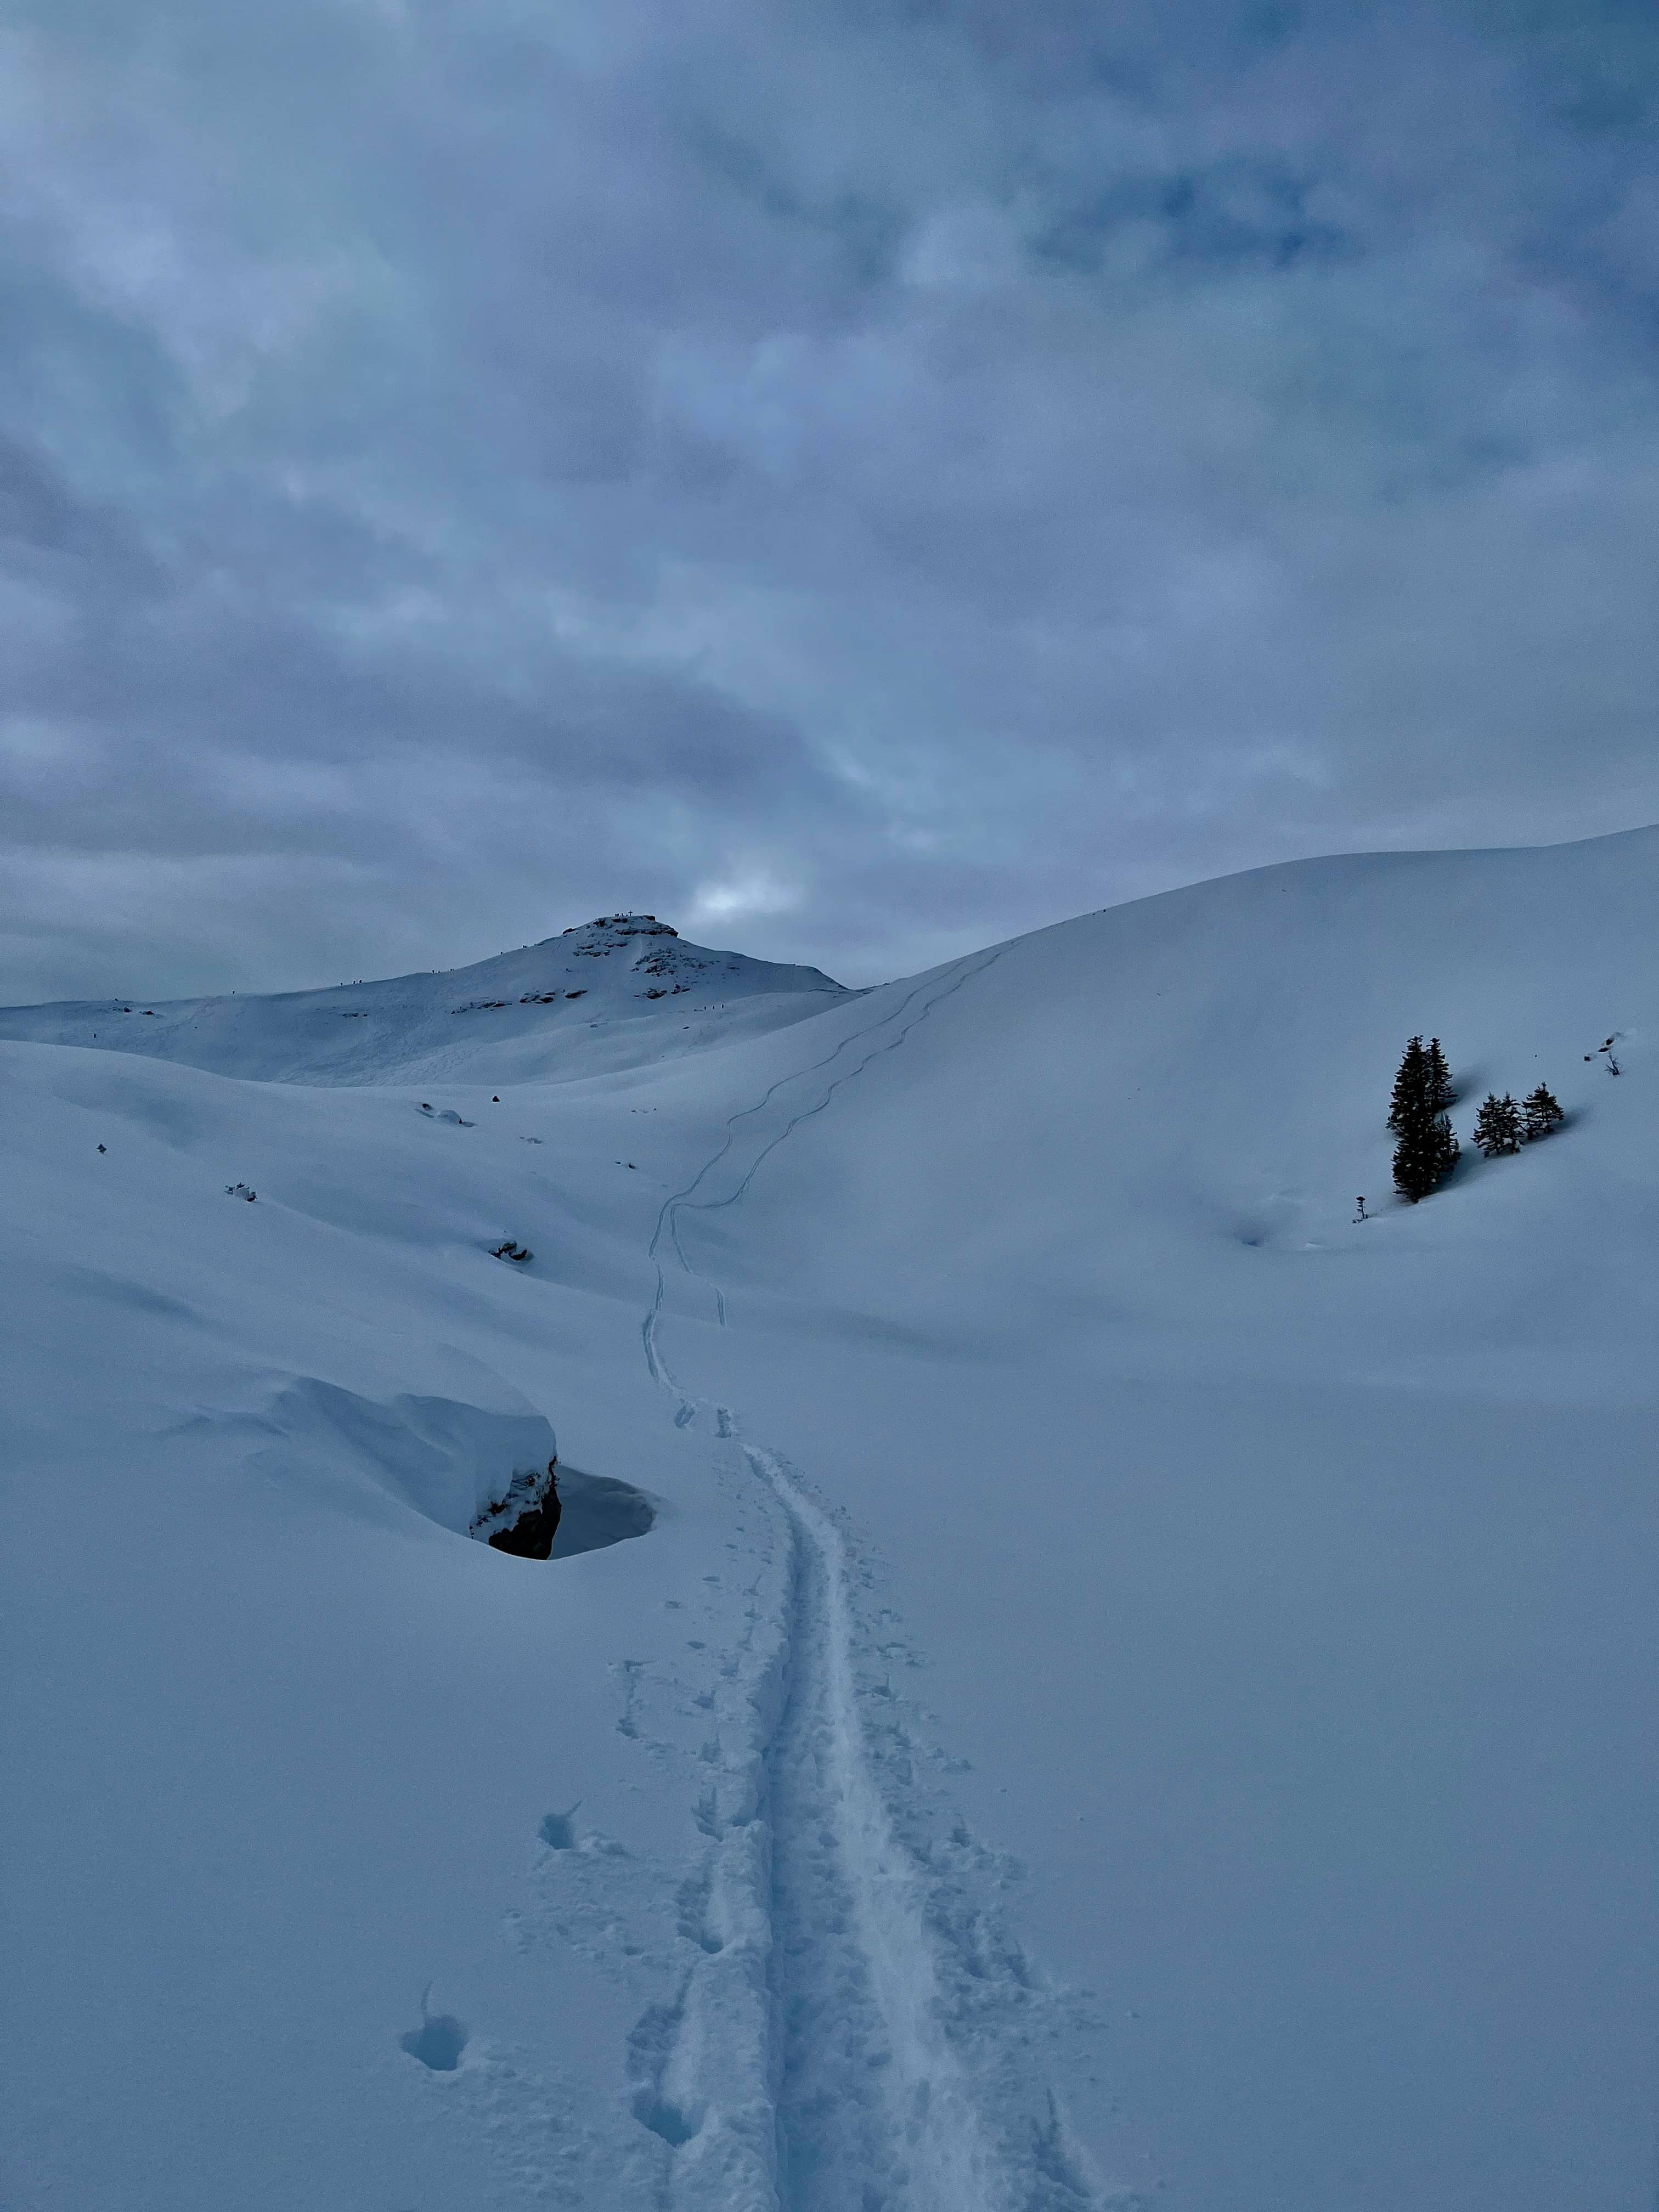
[643,951,1001,1385]
[625,952,1108,2211]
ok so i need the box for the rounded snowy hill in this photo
[0,912,850,1085]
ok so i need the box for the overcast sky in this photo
[2,0,1656,997]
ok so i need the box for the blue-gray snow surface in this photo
[3,848,1658,2212]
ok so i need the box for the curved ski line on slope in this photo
[642,950,1002,1396]
[674,949,1003,1238]
[643,961,969,1387]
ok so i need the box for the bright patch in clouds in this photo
[691,872,800,925]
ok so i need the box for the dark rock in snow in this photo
[474,1459,562,1559]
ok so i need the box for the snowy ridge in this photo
[636,950,1105,2210]
[0,912,849,1087]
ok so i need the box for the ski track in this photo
[642,951,1001,1389]
[623,951,1108,2211]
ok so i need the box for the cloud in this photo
[0,0,1656,998]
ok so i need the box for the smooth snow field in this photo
[4,839,1658,2211]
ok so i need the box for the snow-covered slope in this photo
[0,911,849,1085]
[4,831,1657,2212]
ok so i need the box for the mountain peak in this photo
[554,913,679,941]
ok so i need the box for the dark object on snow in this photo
[1472,1094,1522,1158]
[492,1095,500,1103]
[224,1182,256,1201]
[1522,1084,1565,1139]
[1596,1037,1622,1075]
[97,1144,105,1154]
[401,1985,466,2072]
[1353,1195,1368,1222]
[1388,1035,1460,1201]
[490,1239,532,1263]
[470,1461,654,1562]
[479,1459,561,1559]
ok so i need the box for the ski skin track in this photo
[642,952,1001,1387]
[634,950,1107,2211]
[747,1438,995,2210]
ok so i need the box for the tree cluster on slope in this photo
[1387,1039,1566,1200]
[1471,1085,1565,1157]
[1471,1094,1522,1156]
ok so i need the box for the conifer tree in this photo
[1425,1037,1455,1113]
[1387,1037,1428,1135]
[1522,1083,1565,1140]
[1472,1093,1522,1157]
[1389,1035,1460,1200]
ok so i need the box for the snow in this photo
[0,911,849,1087]
[3,840,1657,2209]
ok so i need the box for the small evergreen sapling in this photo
[1471,1093,1522,1157]
[1522,1084,1564,1140]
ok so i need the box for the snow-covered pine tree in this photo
[1393,1112,1458,1200]
[1522,1083,1565,1140]
[1390,1035,1460,1201]
[1387,1036,1428,1134]
[1472,1093,1522,1157]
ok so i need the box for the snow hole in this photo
[400,1988,466,2072]
[546,1469,657,1560]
